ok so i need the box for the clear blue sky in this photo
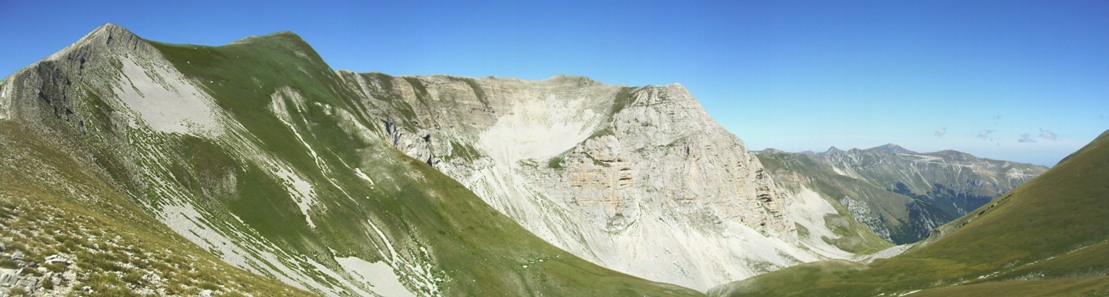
[2,0,1107,166]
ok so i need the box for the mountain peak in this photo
[545,74,602,86]
[866,143,913,154]
[229,30,307,46]
[220,30,330,69]
[93,22,127,32]
[42,23,151,64]
[660,82,688,92]
[759,148,785,154]
[83,23,139,44]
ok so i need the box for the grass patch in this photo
[448,141,482,162]
[609,87,637,117]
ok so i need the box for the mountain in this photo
[0,24,701,296]
[755,145,1046,244]
[335,57,895,289]
[710,130,1109,296]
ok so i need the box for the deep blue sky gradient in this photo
[2,0,1107,165]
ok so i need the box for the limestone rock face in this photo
[340,72,855,290]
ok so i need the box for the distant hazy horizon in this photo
[2,0,1105,166]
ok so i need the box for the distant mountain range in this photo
[755,145,1047,244]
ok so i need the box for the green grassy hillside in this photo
[0,122,312,296]
[150,33,700,296]
[712,130,1109,296]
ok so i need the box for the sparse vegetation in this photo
[448,140,481,162]
[0,122,311,296]
[609,87,637,116]
[548,152,568,169]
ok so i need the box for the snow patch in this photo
[336,257,416,297]
[112,55,223,137]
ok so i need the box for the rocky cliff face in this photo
[756,145,1047,244]
[338,72,870,290]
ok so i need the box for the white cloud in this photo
[1039,128,1058,141]
[1018,133,1037,143]
[934,127,946,137]
[977,129,996,140]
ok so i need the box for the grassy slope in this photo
[0,122,311,296]
[148,33,702,296]
[714,130,1109,296]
